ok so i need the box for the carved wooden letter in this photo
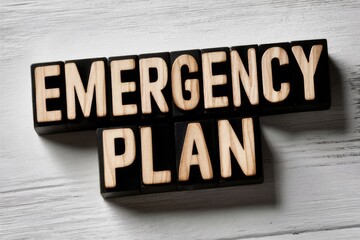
[261,47,290,103]
[231,48,259,107]
[178,123,213,181]
[34,64,62,122]
[111,59,138,116]
[139,57,169,114]
[65,60,107,119]
[202,51,229,109]
[140,127,172,184]
[171,54,200,111]
[292,45,323,100]
[103,128,136,188]
[218,118,256,178]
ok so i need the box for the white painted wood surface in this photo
[1,0,359,239]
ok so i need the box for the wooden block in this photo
[31,61,68,134]
[175,120,219,190]
[140,124,176,193]
[291,39,331,111]
[217,116,263,187]
[170,50,204,119]
[230,45,260,116]
[108,55,141,124]
[201,47,233,115]
[139,52,172,119]
[98,126,141,197]
[258,42,296,115]
[64,58,109,131]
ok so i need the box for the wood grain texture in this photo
[140,126,172,185]
[139,56,170,114]
[292,44,323,101]
[231,48,259,107]
[1,0,359,239]
[110,58,138,116]
[202,51,230,109]
[34,64,62,122]
[103,128,136,188]
[218,118,256,178]
[178,122,213,181]
[171,54,200,111]
[65,60,107,119]
[261,47,291,103]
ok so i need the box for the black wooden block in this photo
[98,126,141,198]
[138,52,172,120]
[108,55,141,125]
[31,61,68,134]
[175,120,219,190]
[140,123,176,193]
[258,42,296,115]
[230,45,261,117]
[217,116,263,187]
[291,39,331,111]
[170,49,204,119]
[64,58,109,131]
[200,47,233,116]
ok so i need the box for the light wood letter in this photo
[34,64,62,122]
[111,59,137,116]
[261,47,290,102]
[103,128,136,188]
[172,54,200,110]
[202,51,229,109]
[218,118,256,177]
[178,123,213,181]
[65,61,106,119]
[292,45,323,100]
[140,127,171,184]
[139,57,169,114]
[231,48,259,106]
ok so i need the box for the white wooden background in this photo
[1,0,359,239]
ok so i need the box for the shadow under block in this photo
[139,52,172,120]
[291,39,331,111]
[108,55,141,124]
[175,120,220,190]
[140,124,176,193]
[170,50,204,119]
[98,126,141,198]
[31,61,68,134]
[218,117,263,186]
[64,58,110,131]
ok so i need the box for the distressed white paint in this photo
[0,0,359,239]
